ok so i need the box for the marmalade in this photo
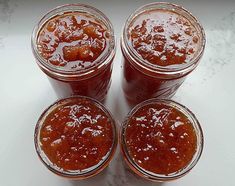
[37,12,110,71]
[128,10,199,66]
[38,97,114,172]
[121,3,205,104]
[32,5,115,101]
[124,102,197,175]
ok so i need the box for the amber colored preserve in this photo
[121,3,205,105]
[120,99,203,181]
[34,96,117,179]
[32,4,115,101]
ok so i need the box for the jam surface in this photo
[37,12,110,71]
[128,9,199,66]
[125,102,197,175]
[39,97,114,171]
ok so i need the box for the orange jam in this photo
[121,3,205,105]
[128,9,199,66]
[32,5,116,101]
[37,12,110,71]
[35,97,117,177]
[122,100,199,176]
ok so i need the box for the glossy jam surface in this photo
[37,12,110,71]
[39,97,114,171]
[128,10,199,66]
[124,103,197,175]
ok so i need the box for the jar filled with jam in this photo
[120,99,203,181]
[32,4,116,102]
[121,2,205,105]
[34,96,117,179]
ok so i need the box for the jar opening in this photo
[32,4,115,80]
[34,96,117,178]
[120,99,204,181]
[122,2,205,78]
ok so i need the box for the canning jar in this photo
[34,96,117,179]
[121,2,205,105]
[120,98,204,181]
[32,4,116,102]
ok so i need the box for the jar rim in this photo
[121,2,206,78]
[120,98,204,181]
[31,4,116,80]
[34,96,118,179]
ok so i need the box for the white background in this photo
[0,0,235,185]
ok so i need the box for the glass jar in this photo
[120,98,204,182]
[34,96,118,179]
[31,4,116,102]
[121,2,206,105]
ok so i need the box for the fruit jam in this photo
[121,3,205,105]
[32,5,115,101]
[35,97,117,178]
[128,10,199,66]
[120,99,203,181]
[37,12,109,71]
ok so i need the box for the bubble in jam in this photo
[37,12,110,71]
[39,97,114,171]
[124,102,197,175]
[128,9,200,66]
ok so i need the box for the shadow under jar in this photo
[34,96,117,179]
[121,2,205,105]
[120,99,204,182]
[32,4,116,102]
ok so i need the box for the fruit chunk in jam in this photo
[39,97,114,171]
[37,12,109,71]
[124,102,197,175]
[128,9,199,66]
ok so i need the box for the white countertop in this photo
[0,0,235,185]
